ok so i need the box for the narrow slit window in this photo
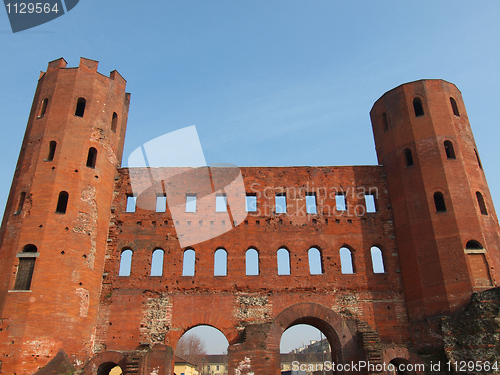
[434,192,446,212]
[306,193,317,214]
[156,194,166,213]
[215,194,227,212]
[444,141,456,159]
[86,147,97,168]
[364,194,377,213]
[15,192,26,215]
[335,194,346,211]
[475,149,483,170]
[118,249,133,276]
[111,112,118,132]
[246,248,259,275]
[56,191,69,214]
[214,248,227,276]
[75,97,86,117]
[476,192,488,215]
[245,194,257,212]
[382,112,389,133]
[126,195,136,213]
[340,247,354,274]
[46,141,56,162]
[275,193,287,214]
[277,248,290,275]
[182,249,196,276]
[450,97,460,116]
[186,194,197,212]
[413,97,424,117]
[371,246,385,273]
[38,98,48,118]
[308,247,323,275]
[404,148,414,167]
[150,249,164,276]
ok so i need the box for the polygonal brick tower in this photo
[0,58,130,373]
[370,80,500,344]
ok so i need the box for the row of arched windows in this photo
[432,190,488,215]
[14,190,69,216]
[118,246,387,277]
[382,96,461,134]
[44,141,98,168]
[37,97,119,133]
[403,140,457,168]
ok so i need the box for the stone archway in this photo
[82,351,126,375]
[226,302,360,375]
[270,302,359,367]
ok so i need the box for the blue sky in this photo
[1,0,500,354]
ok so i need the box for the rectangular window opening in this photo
[126,195,137,213]
[336,194,346,211]
[215,193,227,212]
[245,194,257,212]
[14,258,36,290]
[365,194,377,213]
[306,193,317,214]
[185,194,197,212]
[275,193,287,214]
[156,195,166,213]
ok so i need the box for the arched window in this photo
[86,147,97,168]
[466,240,483,250]
[14,244,38,290]
[111,112,118,133]
[38,98,48,118]
[476,192,488,215]
[277,248,290,275]
[46,141,56,162]
[118,249,133,276]
[340,247,354,274]
[450,97,460,116]
[75,97,86,117]
[150,249,164,276]
[14,191,26,215]
[404,148,414,167]
[308,247,322,275]
[214,248,227,276]
[444,141,456,159]
[97,362,122,375]
[382,112,389,133]
[434,192,446,212]
[370,246,385,273]
[413,97,424,117]
[182,249,196,276]
[246,248,259,275]
[56,191,69,214]
[474,149,483,170]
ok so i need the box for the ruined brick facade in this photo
[0,58,499,374]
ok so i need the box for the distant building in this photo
[290,338,331,354]
[191,355,228,375]
[174,356,199,375]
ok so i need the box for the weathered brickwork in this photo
[0,59,499,374]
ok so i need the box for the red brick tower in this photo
[0,58,129,373]
[370,80,500,330]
